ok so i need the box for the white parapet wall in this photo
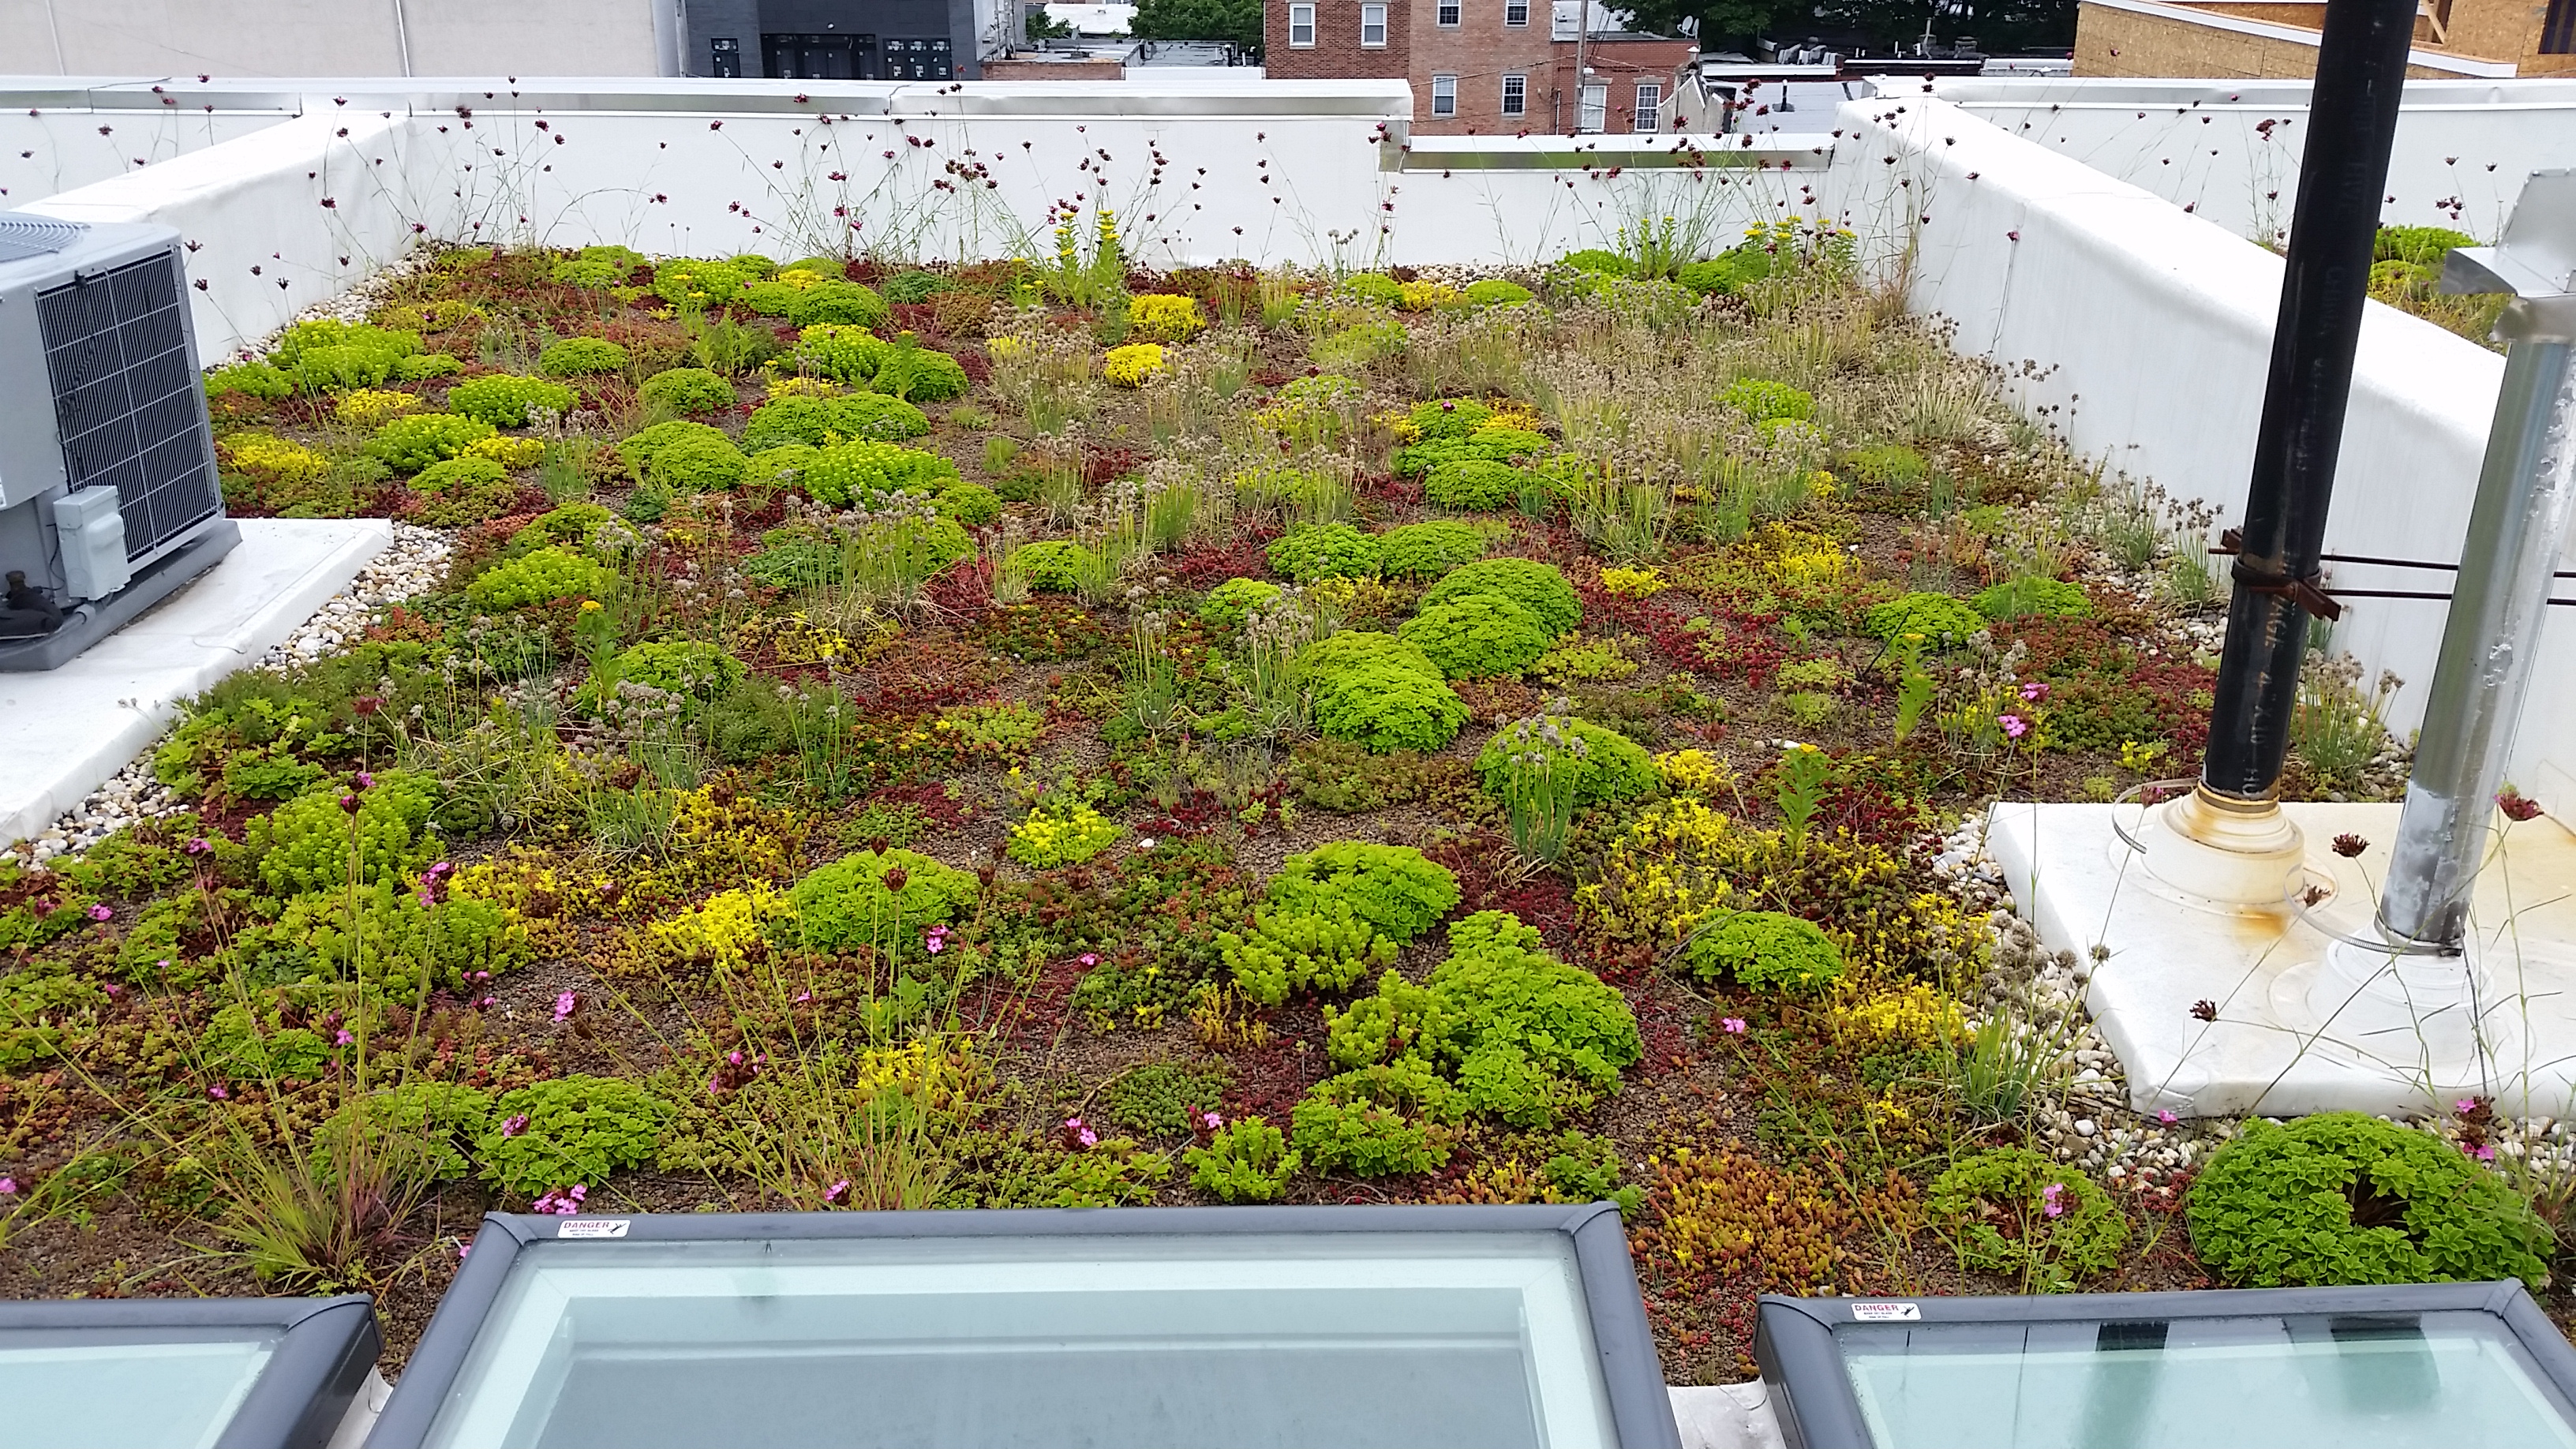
[1927,77,2576,246]
[1822,84,2572,817]
[0,77,305,208]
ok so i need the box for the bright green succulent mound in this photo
[1009,540,1103,593]
[447,373,577,429]
[1682,909,1845,994]
[871,339,971,402]
[1267,523,1380,582]
[1464,279,1534,307]
[638,366,739,414]
[2187,1113,2548,1289]
[1974,575,2091,621]
[1218,842,1458,1008]
[790,848,981,953]
[1423,459,1527,511]
[1930,1148,2129,1287]
[617,419,729,478]
[477,1076,671,1197]
[1377,521,1488,578]
[1297,631,1470,754]
[539,335,629,376]
[1474,714,1657,807]
[1200,576,1284,628]
[1267,841,1461,942]
[1864,590,1986,648]
[742,392,930,450]
[801,441,960,506]
[466,545,615,611]
[368,413,494,473]
[646,432,749,492]
[1420,558,1580,635]
[613,640,746,697]
[1396,594,1554,679]
[792,325,892,383]
[1720,376,1814,423]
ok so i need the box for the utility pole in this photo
[1572,1,1590,135]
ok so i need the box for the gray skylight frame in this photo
[1754,1280,2576,1449]
[0,1293,379,1449]
[371,1201,1679,1449]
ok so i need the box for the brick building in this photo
[1264,0,1698,133]
[2072,0,2570,77]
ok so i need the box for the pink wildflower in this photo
[824,1179,852,1204]
[552,990,577,1024]
[2019,681,2050,702]
[1077,952,1099,968]
[354,771,375,792]
[208,1084,230,1100]
[1199,1109,1224,1130]
[1720,1017,1747,1035]
[183,837,212,856]
[0,1178,17,1195]
[2042,1182,2065,1219]
[334,1029,354,1046]
[531,1185,589,1215]
[794,990,813,1005]
[2158,1110,2178,1125]
[1999,713,2029,739]
[1064,1116,1098,1149]
[458,1239,472,1260]
[86,904,112,923]
[501,1114,529,1137]
[2458,1098,2480,1114]
[926,925,948,955]
[477,995,497,1009]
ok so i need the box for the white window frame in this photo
[1289,2,1316,45]
[1578,80,1607,133]
[1360,2,1388,46]
[1504,0,1529,22]
[1500,72,1526,114]
[1431,73,1458,114]
[1632,81,1661,133]
[1437,0,1462,23]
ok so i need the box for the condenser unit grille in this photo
[37,253,218,560]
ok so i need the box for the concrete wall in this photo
[0,0,676,78]
[1818,88,2573,814]
[0,80,300,208]
[1930,76,2576,244]
[2070,0,2558,79]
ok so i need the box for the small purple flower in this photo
[1999,713,2029,739]
[824,1179,852,1204]
[416,860,455,908]
[1065,1115,1098,1149]
[0,1178,17,1195]
[2158,1109,2178,1125]
[208,1084,229,1100]
[531,1185,589,1215]
[1077,952,1099,968]
[2019,681,2050,703]
[334,1029,354,1046]
[354,770,375,792]
[925,924,949,955]
[183,837,212,856]
[338,793,361,814]
[2476,1144,2498,1162]
[2457,1098,2480,1114]
[552,990,577,1024]
[458,1239,471,1260]
[477,995,497,1009]
[500,1114,529,1137]
[86,904,113,923]
[1199,1109,1224,1130]
[2042,1182,2065,1219]
[103,983,122,997]
[794,990,812,1005]
[1720,1017,1747,1035]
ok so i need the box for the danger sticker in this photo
[1851,1301,1922,1322]
[556,1219,631,1239]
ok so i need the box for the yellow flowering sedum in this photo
[1826,979,1970,1050]
[1599,564,1668,600]
[1126,293,1204,341]
[1006,802,1119,867]
[1397,279,1460,311]
[335,388,421,429]
[464,433,546,469]
[1103,342,1167,388]
[647,882,792,972]
[223,433,328,486]
[1652,749,1736,800]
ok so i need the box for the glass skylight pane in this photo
[0,1338,274,1449]
[425,1232,1616,1449]
[1839,1311,2576,1449]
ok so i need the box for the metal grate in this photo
[37,252,217,560]
[0,215,85,265]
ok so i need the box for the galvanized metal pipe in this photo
[2379,335,2576,948]
[2199,0,2420,803]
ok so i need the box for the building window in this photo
[1432,73,1458,114]
[1438,0,1461,23]
[1289,2,1316,45]
[1578,81,1606,133]
[1505,0,1528,21]
[1500,73,1526,114]
[1633,81,1662,132]
[709,36,742,77]
[2548,0,2576,52]
[1361,3,1388,45]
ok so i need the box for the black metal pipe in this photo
[2200,0,2421,802]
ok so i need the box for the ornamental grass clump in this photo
[2187,1112,2548,1288]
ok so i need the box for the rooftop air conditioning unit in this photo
[0,214,238,671]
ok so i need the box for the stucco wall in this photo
[0,0,673,77]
